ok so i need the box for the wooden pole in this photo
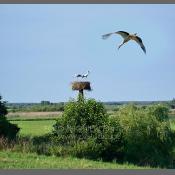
[78,89,84,101]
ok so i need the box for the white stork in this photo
[75,73,83,78]
[102,31,146,54]
[75,71,90,79]
[82,71,90,78]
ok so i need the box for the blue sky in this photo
[0,4,175,102]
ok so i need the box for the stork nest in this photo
[72,81,91,91]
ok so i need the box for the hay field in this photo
[7,111,62,120]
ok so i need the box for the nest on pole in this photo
[72,81,91,91]
[71,81,91,101]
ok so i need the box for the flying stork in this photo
[102,31,146,54]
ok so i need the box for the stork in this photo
[102,31,146,54]
[75,71,90,79]
[82,71,90,78]
[75,74,83,78]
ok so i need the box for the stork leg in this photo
[118,40,126,50]
[118,38,130,50]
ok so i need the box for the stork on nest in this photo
[75,71,90,79]
[102,31,146,54]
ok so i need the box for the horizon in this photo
[1,4,175,103]
[6,100,174,104]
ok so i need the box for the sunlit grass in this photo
[0,151,151,169]
[10,120,56,136]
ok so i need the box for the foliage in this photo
[116,104,174,167]
[2,97,175,168]
[0,95,7,116]
[40,101,51,105]
[52,101,175,167]
[53,99,107,142]
[0,116,20,139]
[0,95,20,140]
[168,98,175,109]
[52,99,123,160]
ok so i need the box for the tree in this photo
[0,95,20,139]
[0,95,8,116]
[169,98,175,109]
[41,101,51,105]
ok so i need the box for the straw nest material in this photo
[72,81,91,91]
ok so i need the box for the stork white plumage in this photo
[102,31,146,54]
[82,71,90,78]
[75,71,90,79]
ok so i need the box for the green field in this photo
[2,112,174,169]
[10,116,175,137]
[10,119,56,136]
[0,151,150,169]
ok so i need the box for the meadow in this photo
[1,103,175,169]
[0,113,150,169]
[0,151,149,169]
[8,114,175,137]
[8,110,175,137]
[10,120,56,136]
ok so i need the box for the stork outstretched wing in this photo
[102,33,114,39]
[133,36,146,54]
[102,31,129,40]
[115,31,129,39]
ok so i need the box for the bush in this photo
[117,104,174,167]
[0,96,7,116]
[52,98,123,160]
[0,95,20,140]
[35,100,174,167]
[53,99,108,143]
[0,116,20,140]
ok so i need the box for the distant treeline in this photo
[103,101,170,106]
[104,100,175,108]
[7,99,175,112]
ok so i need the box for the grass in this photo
[3,111,174,169]
[169,113,175,131]
[170,121,175,130]
[0,151,151,169]
[10,115,175,137]
[10,120,56,136]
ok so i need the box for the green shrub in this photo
[52,99,123,160]
[0,96,20,140]
[53,99,108,143]
[0,116,20,140]
[0,96,7,116]
[117,104,174,167]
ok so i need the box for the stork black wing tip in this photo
[101,35,105,39]
[101,33,113,40]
